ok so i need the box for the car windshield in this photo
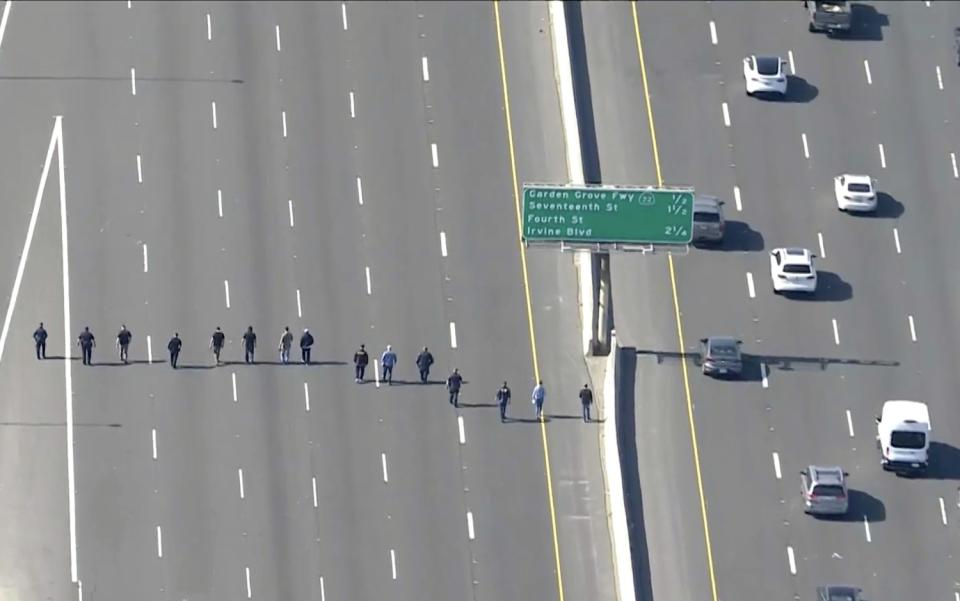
[890,430,926,449]
[710,342,739,358]
[783,264,812,274]
[756,57,780,75]
[848,183,872,193]
[694,211,721,223]
[812,484,845,497]
[827,592,857,601]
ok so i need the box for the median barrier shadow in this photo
[867,192,904,219]
[562,1,601,184]
[845,4,888,41]
[924,442,960,480]
[782,76,819,103]
[697,221,764,252]
[735,356,765,382]
[778,271,852,302]
[634,348,699,366]
[618,348,655,601]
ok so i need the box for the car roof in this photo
[694,195,722,211]
[841,174,872,186]
[818,585,859,600]
[755,56,781,74]
[882,400,930,425]
[707,336,739,347]
[775,247,813,264]
[808,465,845,484]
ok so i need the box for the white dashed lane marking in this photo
[275,24,281,52]
[312,476,318,507]
[206,12,212,41]
[231,372,238,402]
[390,549,397,580]
[238,468,245,499]
[817,232,826,258]
[787,546,797,575]
[211,101,218,130]
[466,511,476,540]
[224,280,231,309]
[143,244,148,273]
[893,228,901,254]
[288,200,295,227]
[422,56,430,82]
[746,272,755,298]
[761,363,768,388]
[381,452,389,482]
[788,50,796,75]
[431,143,439,168]
[863,59,872,85]
[951,152,958,179]
[721,102,730,127]
[908,315,917,342]
[341,2,348,30]
[365,266,372,295]
[846,409,855,437]
[878,143,886,169]
[303,382,310,411]
[449,321,457,348]
[151,428,157,460]
[156,526,163,557]
[458,415,466,444]
[863,516,872,542]
[801,133,810,159]
[245,566,252,598]
[356,177,364,205]
[136,154,143,183]
[281,110,288,138]
[940,497,948,525]
[217,189,223,218]
[936,65,943,90]
[772,452,782,479]
[832,318,840,346]
[296,289,302,318]
[440,231,448,257]
[349,91,356,118]
[130,67,136,95]
[146,335,153,364]
[709,20,717,45]
[733,185,742,211]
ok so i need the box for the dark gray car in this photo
[816,585,860,601]
[699,336,743,378]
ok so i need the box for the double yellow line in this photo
[493,3,719,601]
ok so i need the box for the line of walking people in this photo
[33,323,596,422]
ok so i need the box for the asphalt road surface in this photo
[0,2,614,600]
[582,2,960,601]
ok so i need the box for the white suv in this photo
[770,247,817,294]
[834,174,877,212]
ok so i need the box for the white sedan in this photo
[770,247,817,294]
[834,174,878,212]
[743,55,788,97]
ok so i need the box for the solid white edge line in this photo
[878,143,886,169]
[733,185,742,212]
[772,451,782,479]
[440,231,448,257]
[349,91,356,118]
[356,177,364,205]
[312,476,318,508]
[156,525,163,557]
[721,102,730,127]
[863,516,872,542]
[238,468,245,498]
[365,266,372,295]
[288,199,295,227]
[245,566,252,598]
[457,415,466,444]
[801,133,810,159]
[936,65,943,90]
[206,12,211,41]
[211,101,217,129]
[341,2,347,30]
[761,362,768,388]
[381,452,388,482]
[787,545,796,575]
[709,20,717,45]
[817,232,826,258]
[303,381,310,412]
[217,189,223,218]
[281,110,288,138]
[231,371,238,402]
[143,243,148,273]
[846,409,855,437]
[296,288,302,318]
[951,152,958,179]
[863,59,872,85]
[374,359,381,388]
[788,50,796,75]
[146,334,153,364]
[136,153,143,183]
[422,56,430,82]
[893,228,901,254]
[466,510,475,540]
[390,549,397,580]
[832,318,840,346]
[224,279,230,308]
[940,497,947,525]
[275,24,281,52]
[449,321,457,348]
[431,143,439,167]
[908,315,917,342]
[130,67,136,96]
[151,428,157,460]
[745,272,755,298]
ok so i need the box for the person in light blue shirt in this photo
[381,345,397,385]
[531,380,545,420]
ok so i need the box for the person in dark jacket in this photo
[116,324,132,364]
[579,384,594,422]
[300,328,314,364]
[446,368,463,408]
[168,333,182,369]
[77,327,95,366]
[210,327,225,365]
[496,381,511,422]
[416,346,434,383]
[33,322,48,360]
[242,326,257,364]
[353,344,369,382]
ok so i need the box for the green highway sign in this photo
[522,184,694,245]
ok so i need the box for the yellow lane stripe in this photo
[631,3,721,601]
[493,2,565,599]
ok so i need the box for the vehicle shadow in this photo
[695,221,765,252]
[814,489,886,523]
[922,442,960,480]
[842,3,888,41]
[782,75,819,103]
[778,271,852,302]
[863,192,904,219]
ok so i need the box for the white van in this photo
[876,400,931,474]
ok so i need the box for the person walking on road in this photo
[300,328,314,364]
[278,326,294,365]
[33,322,48,360]
[77,327,95,366]
[353,344,369,382]
[242,326,257,364]
[496,381,511,422]
[446,368,463,408]
[116,324,132,364]
[210,326,225,365]
[579,383,594,422]
[380,345,397,385]
[168,333,182,369]
[532,380,546,420]
[415,346,434,383]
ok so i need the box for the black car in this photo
[817,585,860,601]
[699,336,743,378]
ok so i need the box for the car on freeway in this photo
[699,336,743,378]
[800,465,849,516]
[816,585,861,601]
[834,174,877,212]
[806,0,852,35]
[692,195,726,244]
[743,55,788,97]
[770,247,817,294]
